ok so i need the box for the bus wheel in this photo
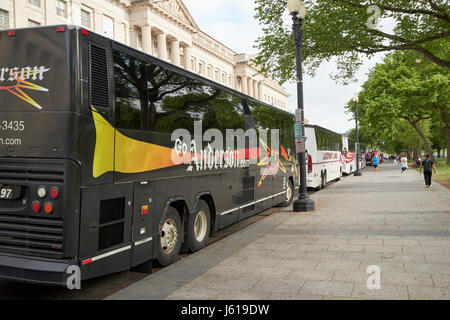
[316,172,324,191]
[280,180,294,207]
[336,168,342,181]
[156,207,182,267]
[189,200,211,252]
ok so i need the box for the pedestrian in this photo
[420,154,437,188]
[414,157,421,169]
[372,152,379,173]
[400,153,408,173]
[394,155,398,165]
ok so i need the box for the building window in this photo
[28,0,41,7]
[152,39,158,56]
[198,63,204,75]
[103,15,114,38]
[56,0,67,18]
[81,9,91,29]
[137,32,143,51]
[207,66,211,78]
[222,73,226,84]
[28,20,41,27]
[228,76,232,87]
[0,10,9,30]
[214,70,219,81]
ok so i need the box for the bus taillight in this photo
[308,154,312,173]
[49,187,59,199]
[81,28,89,35]
[44,202,54,214]
[7,31,16,36]
[32,201,41,213]
[56,26,65,32]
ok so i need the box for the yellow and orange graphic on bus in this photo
[92,109,297,185]
[92,108,176,178]
[0,67,50,109]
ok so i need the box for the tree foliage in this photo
[253,0,450,84]
[345,50,449,160]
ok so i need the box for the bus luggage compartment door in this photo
[131,181,154,267]
[79,184,133,279]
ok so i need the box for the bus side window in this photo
[113,50,147,130]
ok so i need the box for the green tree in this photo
[430,116,447,157]
[346,51,450,161]
[253,0,450,84]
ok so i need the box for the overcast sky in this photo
[183,0,388,134]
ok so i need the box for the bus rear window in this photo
[0,28,71,112]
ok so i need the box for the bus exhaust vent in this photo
[0,215,63,258]
[0,161,64,184]
[90,45,109,109]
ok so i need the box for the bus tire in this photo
[279,180,294,207]
[323,171,327,189]
[316,172,324,191]
[336,168,342,181]
[189,200,211,253]
[156,206,182,267]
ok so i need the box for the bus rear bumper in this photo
[0,253,76,286]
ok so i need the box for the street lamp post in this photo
[353,94,362,176]
[288,0,315,212]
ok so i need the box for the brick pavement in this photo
[107,163,450,300]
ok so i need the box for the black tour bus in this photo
[0,25,298,285]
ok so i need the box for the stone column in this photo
[235,75,240,91]
[241,76,248,95]
[248,77,253,97]
[142,25,152,55]
[258,82,263,100]
[253,80,258,99]
[157,32,168,61]
[170,39,180,66]
[183,46,192,70]
[129,27,138,49]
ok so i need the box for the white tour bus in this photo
[305,125,343,189]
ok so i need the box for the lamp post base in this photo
[354,170,362,176]
[293,196,315,212]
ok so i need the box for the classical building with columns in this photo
[0,0,290,111]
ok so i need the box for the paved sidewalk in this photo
[107,164,450,300]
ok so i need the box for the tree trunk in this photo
[434,103,450,164]
[408,119,434,161]
[445,126,450,165]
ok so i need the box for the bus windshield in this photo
[0,27,71,112]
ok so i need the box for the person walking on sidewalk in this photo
[372,152,379,173]
[400,153,408,173]
[420,154,437,188]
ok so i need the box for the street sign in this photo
[294,123,302,138]
[295,137,305,153]
[295,109,302,123]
